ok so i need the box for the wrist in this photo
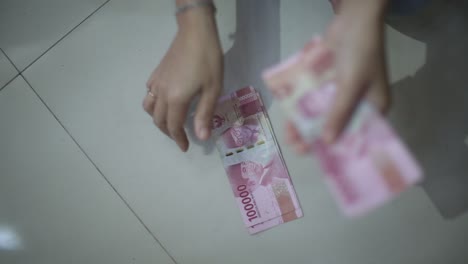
[340,0,389,21]
[177,12,218,42]
[176,0,216,31]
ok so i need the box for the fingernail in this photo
[199,127,209,140]
[177,142,189,152]
[296,145,308,155]
[195,122,202,138]
[196,122,209,140]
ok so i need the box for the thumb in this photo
[324,73,368,143]
[366,53,391,114]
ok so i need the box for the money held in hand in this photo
[263,38,423,217]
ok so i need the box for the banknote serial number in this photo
[237,184,258,222]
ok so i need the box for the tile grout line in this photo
[21,75,179,264]
[1,0,111,91]
[0,48,20,72]
[0,48,20,92]
[0,73,20,92]
[3,0,178,260]
[20,0,112,74]
[12,0,178,261]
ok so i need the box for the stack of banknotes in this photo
[212,86,303,234]
[263,38,423,217]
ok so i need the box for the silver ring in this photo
[147,91,156,98]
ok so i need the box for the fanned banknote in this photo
[263,38,423,217]
[212,86,303,234]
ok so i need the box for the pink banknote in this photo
[213,87,303,234]
[263,38,423,217]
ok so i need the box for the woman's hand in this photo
[143,6,223,152]
[323,0,390,143]
[286,0,390,153]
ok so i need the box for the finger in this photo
[285,121,314,154]
[146,80,152,91]
[295,143,312,155]
[329,0,342,13]
[367,57,391,114]
[167,99,190,152]
[285,121,302,145]
[153,95,169,137]
[367,80,391,114]
[303,36,322,54]
[309,48,335,76]
[142,93,156,116]
[194,86,221,140]
[324,76,367,143]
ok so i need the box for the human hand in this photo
[324,0,390,143]
[286,0,390,153]
[143,6,223,152]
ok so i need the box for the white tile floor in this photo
[0,50,18,89]
[0,0,109,71]
[0,76,175,264]
[1,1,467,264]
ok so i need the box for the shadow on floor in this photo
[186,1,468,219]
[387,0,468,219]
[187,0,280,154]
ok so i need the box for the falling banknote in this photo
[212,86,302,234]
[263,38,423,217]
